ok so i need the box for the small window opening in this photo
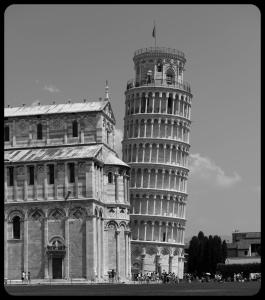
[37,123,43,140]
[108,172,113,184]
[4,126,10,142]
[163,232,166,242]
[47,164,54,184]
[168,97,173,114]
[28,166,34,185]
[7,166,14,186]
[68,163,75,183]
[72,120,78,137]
[13,216,20,239]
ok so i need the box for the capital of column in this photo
[115,230,121,235]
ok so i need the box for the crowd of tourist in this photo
[132,271,261,284]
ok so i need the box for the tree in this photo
[187,232,227,276]
[221,240,228,263]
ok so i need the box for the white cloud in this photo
[114,128,123,158]
[43,84,60,93]
[31,99,40,106]
[189,153,241,188]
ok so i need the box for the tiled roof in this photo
[5,101,108,117]
[5,145,102,163]
[103,151,130,167]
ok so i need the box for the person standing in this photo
[27,271,31,284]
[21,271,25,284]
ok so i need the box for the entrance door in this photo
[52,257,62,279]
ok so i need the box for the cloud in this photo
[43,84,60,93]
[114,128,123,158]
[31,99,40,106]
[189,153,241,188]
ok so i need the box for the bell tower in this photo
[123,47,193,278]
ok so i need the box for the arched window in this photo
[157,60,162,72]
[4,126,10,142]
[141,95,146,113]
[13,216,20,239]
[166,69,175,85]
[108,172,113,184]
[72,120,78,137]
[167,96,173,114]
[37,123,43,140]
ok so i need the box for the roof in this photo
[225,257,261,265]
[103,151,130,167]
[5,101,108,118]
[5,145,102,163]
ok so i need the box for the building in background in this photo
[122,46,193,278]
[4,91,131,281]
[225,231,261,265]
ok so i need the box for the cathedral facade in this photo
[122,47,193,278]
[4,97,131,281]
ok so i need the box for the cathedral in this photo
[4,88,131,281]
[4,45,193,282]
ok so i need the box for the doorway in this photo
[52,257,62,279]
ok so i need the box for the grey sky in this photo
[5,4,260,239]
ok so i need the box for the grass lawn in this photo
[5,281,261,296]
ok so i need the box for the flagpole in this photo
[154,20,156,48]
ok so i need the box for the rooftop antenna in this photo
[105,80,109,101]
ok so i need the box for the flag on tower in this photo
[152,23,156,38]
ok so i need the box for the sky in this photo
[4,4,260,240]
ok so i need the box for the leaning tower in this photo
[122,47,193,279]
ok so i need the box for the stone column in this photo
[137,221,140,240]
[24,165,28,201]
[165,222,168,242]
[43,216,49,279]
[142,144,146,162]
[169,255,173,273]
[178,95,180,115]
[13,166,17,201]
[159,93,162,113]
[141,248,146,273]
[144,222,147,240]
[149,144,152,162]
[124,230,128,278]
[158,222,162,241]
[132,198,136,214]
[64,216,70,279]
[155,169,158,189]
[151,221,155,241]
[75,162,79,198]
[152,93,155,113]
[160,197,163,215]
[12,120,16,147]
[169,145,173,164]
[162,169,165,190]
[97,216,101,278]
[158,118,161,137]
[128,232,132,278]
[140,169,143,188]
[156,145,159,163]
[163,145,166,163]
[139,199,142,215]
[115,173,119,202]
[23,216,29,274]
[4,167,7,202]
[46,120,49,145]
[171,120,174,139]
[135,144,139,162]
[64,122,68,144]
[147,170,151,189]
[116,230,120,281]
[153,196,156,215]
[166,196,170,214]
[173,198,176,217]
[144,120,147,137]
[4,217,8,279]
[86,215,97,280]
